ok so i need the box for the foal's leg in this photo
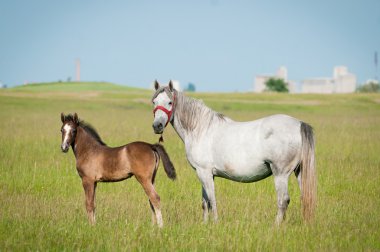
[149,200,157,225]
[137,177,163,228]
[274,175,290,225]
[82,178,97,225]
[197,169,217,223]
[149,166,159,225]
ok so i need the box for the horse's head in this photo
[151,80,176,134]
[60,112,79,153]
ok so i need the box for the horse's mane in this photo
[152,87,227,134]
[175,92,227,133]
[64,114,106,146]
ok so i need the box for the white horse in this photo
[151,81,316,225]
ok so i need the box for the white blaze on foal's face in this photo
[63,124,71,141]
[61,123,74,152]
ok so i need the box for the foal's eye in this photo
[168,102,172,106]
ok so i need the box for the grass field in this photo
[1,82,379,251]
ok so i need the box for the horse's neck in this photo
[171,94,225,143]
[72,127,101,158]
[171,116,187,143]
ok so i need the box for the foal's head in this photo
[152,80,176,134]
[60,112,79,153]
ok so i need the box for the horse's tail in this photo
[151,144,177,180]
[300,122,317,221]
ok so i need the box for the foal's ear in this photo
[154,80,160,90]
[73,113,79,124]
[168,80,174,92]
[61,112,65,123]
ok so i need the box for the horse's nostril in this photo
[153,122,163,130]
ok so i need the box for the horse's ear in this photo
[61,112,65,123]
[73,113,79,124]
[168,80,174,92]
[154,80,160,90]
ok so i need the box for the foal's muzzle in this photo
[61,143,69,153]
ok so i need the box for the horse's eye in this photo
[168,102,172,106]
[61,128,63,132]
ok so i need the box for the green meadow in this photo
[0,82,379,251]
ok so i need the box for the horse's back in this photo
[210,114,302,181]
[258,114,302,143]
[218,114,301,146]
[257,114,303,169]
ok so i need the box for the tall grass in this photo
[0,82,379,251]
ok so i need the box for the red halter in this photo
[153,93,176,127]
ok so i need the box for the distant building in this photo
[301,66,357,93]
[254,66,296,93]
[364,79,379,85]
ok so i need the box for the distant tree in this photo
[357,82,380,93]
[265,78,289,93]
[185,82,196,92]
[67,77,72,82]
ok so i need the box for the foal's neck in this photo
[72,127,103,158]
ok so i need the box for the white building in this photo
[254,66,296,93]
[301,66,357,93]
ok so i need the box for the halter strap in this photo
[153,92,176,126]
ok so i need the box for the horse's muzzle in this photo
[152,121,164,134]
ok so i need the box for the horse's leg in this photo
[82,178,97,225]
[294,165,302,192]
[197,169,217,223]
[202,186,211,222]
[138,177,163,228]
[274,175,290,225]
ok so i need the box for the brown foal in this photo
[60,113,176,227]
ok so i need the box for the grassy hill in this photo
[0,82,380,251]
[11,81,141,92]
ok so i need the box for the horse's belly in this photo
[213,163,272,183]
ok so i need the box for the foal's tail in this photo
[151,144,177,180]
[300,122,317,222]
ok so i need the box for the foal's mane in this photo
[64,114,106,146]
[80,121,107,146]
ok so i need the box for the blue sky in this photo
[1,0,379,91]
